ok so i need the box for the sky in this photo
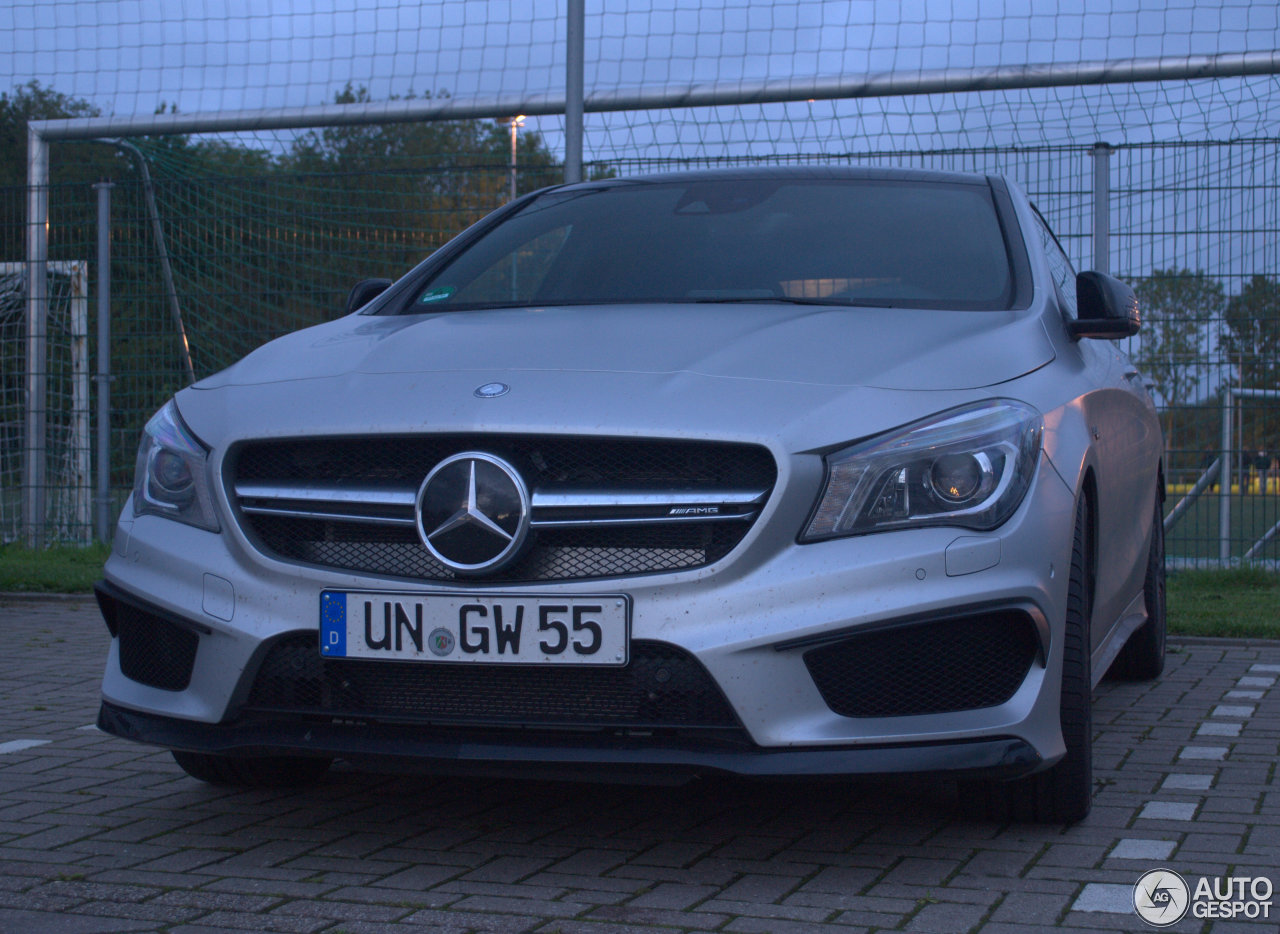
[2,0,1277,287]
[2,0,1279,157]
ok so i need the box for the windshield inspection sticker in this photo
[419,285,456,303]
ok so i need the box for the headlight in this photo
[132,400,220,532]
[802,400,1042,540]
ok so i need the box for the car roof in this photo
[556,164,997,192]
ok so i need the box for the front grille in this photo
[230,435,776,582]
[114,602,200,692]
[245,632,740,729]
[803,611,1039,718]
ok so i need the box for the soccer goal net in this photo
[0,261,91,544]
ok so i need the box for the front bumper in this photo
[99,451,1077,779]
[98,699,1042,782]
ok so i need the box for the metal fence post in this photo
[94,180,114,544]
[564,0,584,184]
[1220,389,1232,562]
[1091,142,1111,274]
[23,125,49,548]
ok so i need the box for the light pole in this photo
[509,115,526,201]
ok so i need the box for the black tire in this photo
[979,495,1094,823]
[171,750,332,788]
[1109,492,1166,681]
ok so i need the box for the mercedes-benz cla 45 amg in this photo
[97,168,1165,822]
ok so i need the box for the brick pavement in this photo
[0,596,1277,933]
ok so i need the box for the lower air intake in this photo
[804,610,1039,718]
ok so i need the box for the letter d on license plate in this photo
[320,591,629,666]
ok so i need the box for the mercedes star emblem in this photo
[415,452,531,574]
[474,382,510,398]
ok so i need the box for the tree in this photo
[1221,274,1280,391]
[276,84,561,307]
[1219,274,1280,457]
[0,81,103,188]
[1130,268,1223,408]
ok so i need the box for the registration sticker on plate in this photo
[319,592,629,665]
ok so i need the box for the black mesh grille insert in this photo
[231,435,775,582]
[245,632,740,729]
[245,517,747,582]
[235,435,776,489]
[115,602,200,692]
[803,611,1038,718]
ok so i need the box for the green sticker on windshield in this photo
[419,285,456,303]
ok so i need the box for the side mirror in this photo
[1068,271,1139,340]
[345,278,393,315]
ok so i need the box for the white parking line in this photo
[1161,774,1213,791]
[0,739,50,754]
[1212,705,1255,718]
[1110,839,1176,860]
[1138,801,1198,821]
[1073,883,1134,914]
[1178,746,1228,761]
[1197,722,1241,737]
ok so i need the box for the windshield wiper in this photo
[689,294,887,308]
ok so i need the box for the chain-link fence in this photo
[2,1,1278,560]
[2,138,1276,560]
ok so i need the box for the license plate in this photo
[319,591,629,665]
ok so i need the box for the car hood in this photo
[181,303,1054,447]
[198,303,1051,390]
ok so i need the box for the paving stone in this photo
[3,598,1280,934]
[1138,802,1199,821]
[1071,882,1135,914]
[1179,746,1229,761]
[905,899,993,932]
[1108,839,1177,860]
[1162,774,1214,791]
[1213,705,1257,718]
[626,882,717,910]
[725,919,857,934]
[0,908,160,933]
[988,891,1071,925]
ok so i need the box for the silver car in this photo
[96,167,1165,822]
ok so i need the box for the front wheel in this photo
[977,495,1094,823]
[171,750,332,788]
[1109,491,1166,681]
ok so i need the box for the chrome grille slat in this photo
[236,479,768,529]
[239,505,418,528]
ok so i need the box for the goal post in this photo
[1,260,92,544]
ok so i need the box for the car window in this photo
[406,178,1021,312]
[444,226,571,306]
[1033,213,1078,318]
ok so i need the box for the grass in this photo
[1,544,1277,640]
[0,543,111,593]
[1165,567,1280,639]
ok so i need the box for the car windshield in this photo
[405,176,1018,312]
